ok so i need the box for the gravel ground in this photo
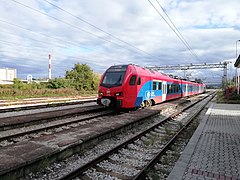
[0,112,112,147]
[147,118,200,180]
[25,107,179,180]
[83,168,121,180]
[147,97,211,180]
[24,94,210,179]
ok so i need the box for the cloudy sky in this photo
[0,0,239,84]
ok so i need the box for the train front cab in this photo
[97,65,139,109]
[121,74,140,108]
[97,65,127,108]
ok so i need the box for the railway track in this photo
[0,98,96,113]
[59,93,214,180]
[0,92,213,179]
[0,105,104,130]
[0,105,113,146]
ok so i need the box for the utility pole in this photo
[223,62,228,89]
[48,54,52,80]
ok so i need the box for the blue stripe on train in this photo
[134,81,200,107]
[134,81,162,107]
[134,81,188,107]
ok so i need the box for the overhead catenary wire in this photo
[155,0,200,61]
[0,40,127,65]
[0,49,49,60]
[0,20,133,63]
[0,19,88,50]
[0,30,68,49]
[0,33,130,65]
[0,39,68,56]
[0,47,99,63]
[0,47,111,69]
[10,0,158,60]
[43,0,158,59]
[148,0,200,61]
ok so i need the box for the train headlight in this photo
[115,92,123,96]
[98,91,103,96]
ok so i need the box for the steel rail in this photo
[60,93,213,180]
[0,110,114,142]
[0,105,104,131]
[0,99,96,113]
[133,93,215,179]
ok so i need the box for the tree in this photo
[65,63,98,91]
[47,78,73,89]
[13,78,24,89]
[92,72,101,90]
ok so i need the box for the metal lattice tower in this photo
[146,62,229,88]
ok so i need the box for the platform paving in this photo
[168,103,240,180]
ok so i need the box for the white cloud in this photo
[0,0,239,85]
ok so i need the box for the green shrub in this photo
[0,64,100,99]
[47,78,73,89]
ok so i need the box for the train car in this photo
[97,64,206,109]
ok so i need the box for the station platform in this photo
[168,103,240,180]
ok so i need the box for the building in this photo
[0,68,17,84]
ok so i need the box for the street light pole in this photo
[236,40,240,94]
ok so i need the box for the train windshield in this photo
[101,65,127,88]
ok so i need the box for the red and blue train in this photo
[97,64,206,109]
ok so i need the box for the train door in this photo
[180,80,183,97]
[127,75,137,101]
[162,81,167,102]
[185,84,188,96]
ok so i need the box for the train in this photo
[97,64,206,109]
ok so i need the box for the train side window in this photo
[189,85,192,92]
[153,82,157,90]
[158,82,162,90]
[137,77,141,85]
[167,84,170,93]
[129,75,136,86]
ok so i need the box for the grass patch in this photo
[0,88,97,100]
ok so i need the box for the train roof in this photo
[129,64,182,82]
[108,64,205,85]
